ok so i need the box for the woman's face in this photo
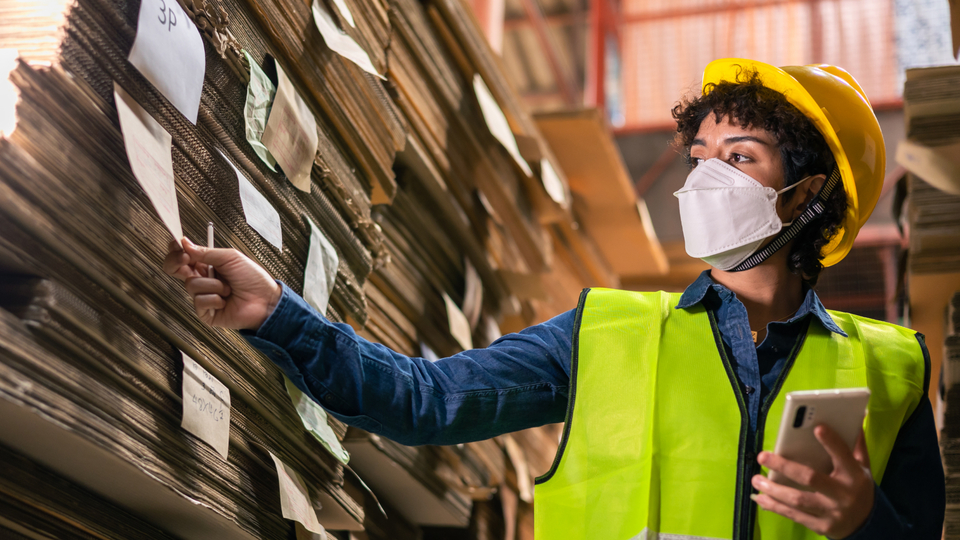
[689,114,784,188]
[689,114,795,222]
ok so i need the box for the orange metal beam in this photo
[621,0,822,24]
[585,0,605,108]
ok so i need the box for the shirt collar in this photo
[676,270,847,337]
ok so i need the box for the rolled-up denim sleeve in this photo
[243,282,574,446]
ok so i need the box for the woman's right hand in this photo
[163,238,282,331]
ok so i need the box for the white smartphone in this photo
[769,388,870,490]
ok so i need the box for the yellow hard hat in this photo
[701,58,885,267]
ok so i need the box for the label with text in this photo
[181,351,230,459]
[127,0,205,123]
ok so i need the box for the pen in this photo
[207,222,216,320]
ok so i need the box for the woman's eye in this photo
[731,153,749,163]
[689,157,703,168]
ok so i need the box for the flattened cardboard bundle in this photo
[0,0,594,536]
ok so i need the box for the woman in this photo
[165,59,944,538]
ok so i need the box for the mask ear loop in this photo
[777,175,816,227]
[729,166,842,272]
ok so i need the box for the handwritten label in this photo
[243,51,278,172]
[218,150,282,249]
[114,83,182,241]
[269,452,327,536]
[127,0,205,123]
[284,376,349,464]
[443,292,473,351]
[303,216,339,315]
[472,75,532,177]
[262,61,318,192]
[180,351,230,459]
[311,0,383,79]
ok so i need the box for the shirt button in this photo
[324,393,334,402]
[744,386,755,395]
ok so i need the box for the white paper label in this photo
[304,216,339,315]
[284,376,350,464]
[114,84,182,241]
[540,159,567,205]
[420,342,440,363]
[330,0,355,27]
[269,452,327,536]
[443,292,473,351]
[218,150,283,249]
[311,0,383,79]
[473,74,532,177]
[127,0,205,124]
[262,61,319,192]
[181,351,230,459]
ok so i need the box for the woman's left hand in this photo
[751,425,875,539]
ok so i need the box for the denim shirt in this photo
[245,271,943,538]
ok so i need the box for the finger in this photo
[182,238,241,270]
[814,425,859,475]
[194,293,226,315]
[752,493,826,535]
[185,276,232,298]
[163,248,198,280]
[752,474,829,516]
[758,451,835,496]
[852,429,871,469]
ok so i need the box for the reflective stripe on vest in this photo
[534,288,926,540]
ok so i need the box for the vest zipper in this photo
[743,321,810,538]
[707,311,750,540]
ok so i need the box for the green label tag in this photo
[284,376,350,464]
[243,50,278,171]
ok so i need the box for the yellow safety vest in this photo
[534,288,927,540]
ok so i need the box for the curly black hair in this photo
[671,69,846,287]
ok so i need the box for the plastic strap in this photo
[730,167,842,272]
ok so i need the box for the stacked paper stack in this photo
[941,292,960,538]
[897,65,960,275]
[0,0,634,536]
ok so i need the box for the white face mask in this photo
[673,158,812,271]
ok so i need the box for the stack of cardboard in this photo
[0,0,665,536]
[897,65,960,275]
[899,64,960,538]
[940,292,960,538]
[0,0,607,539]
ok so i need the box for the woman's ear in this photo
[791,174,827,221]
